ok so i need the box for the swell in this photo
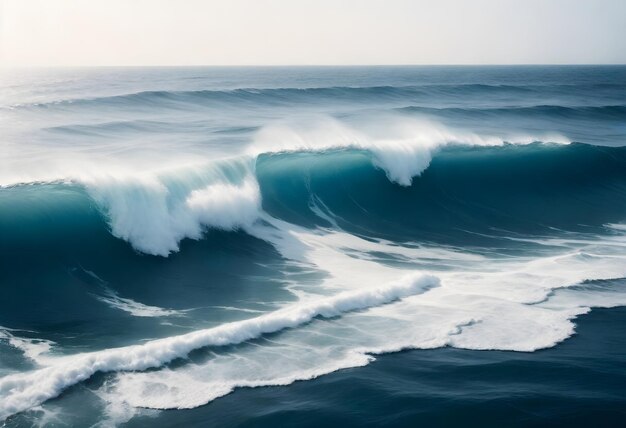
[7,83,626,110]
[399,104,626,121]
[33,105,626,143]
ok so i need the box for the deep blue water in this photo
[123,307,626,428]
[1,66,626,426]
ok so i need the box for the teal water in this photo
[1,66,626,426]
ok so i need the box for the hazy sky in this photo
[1,0,625,66]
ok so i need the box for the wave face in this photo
[2,66,626,426]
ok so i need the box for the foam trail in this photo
[96,288,184,318]
[103,244,626,411]
[69,266,184,318]
[0,273,439,421]
[0,329,54,365]
[607,223,626,232]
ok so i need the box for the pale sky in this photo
[1,0,625,66]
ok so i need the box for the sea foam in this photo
[0,273,439,420]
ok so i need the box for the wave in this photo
[0,329,54,365]
[399,104,626,120]
[68,266,184,317]
[7,83,626,111]
[3,139,626,420]
[4,139,626,258]
[85,171,261,256]
[257,142,626,241]
[0,273,439,420]
[249,116,544,186]
[3,218,626,419]
[2,117,578,256]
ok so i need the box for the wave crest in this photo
[251,116,568,186]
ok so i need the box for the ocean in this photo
[1,66,626,427]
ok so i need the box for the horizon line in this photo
[2,63,626,69]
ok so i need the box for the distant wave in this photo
[7,83,626,110]
[400,104,626,120]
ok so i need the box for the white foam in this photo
[0,328,55,366]
[105,298,577,410]
[72,266,184,317]
[186,178,261,231]
[110,352,374,410]
[84,164,261,256]
[92,225,626,411]
[96,288,184,318]
[606,223,626,232]
[0,273,439,421]
[3,218,626,420]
